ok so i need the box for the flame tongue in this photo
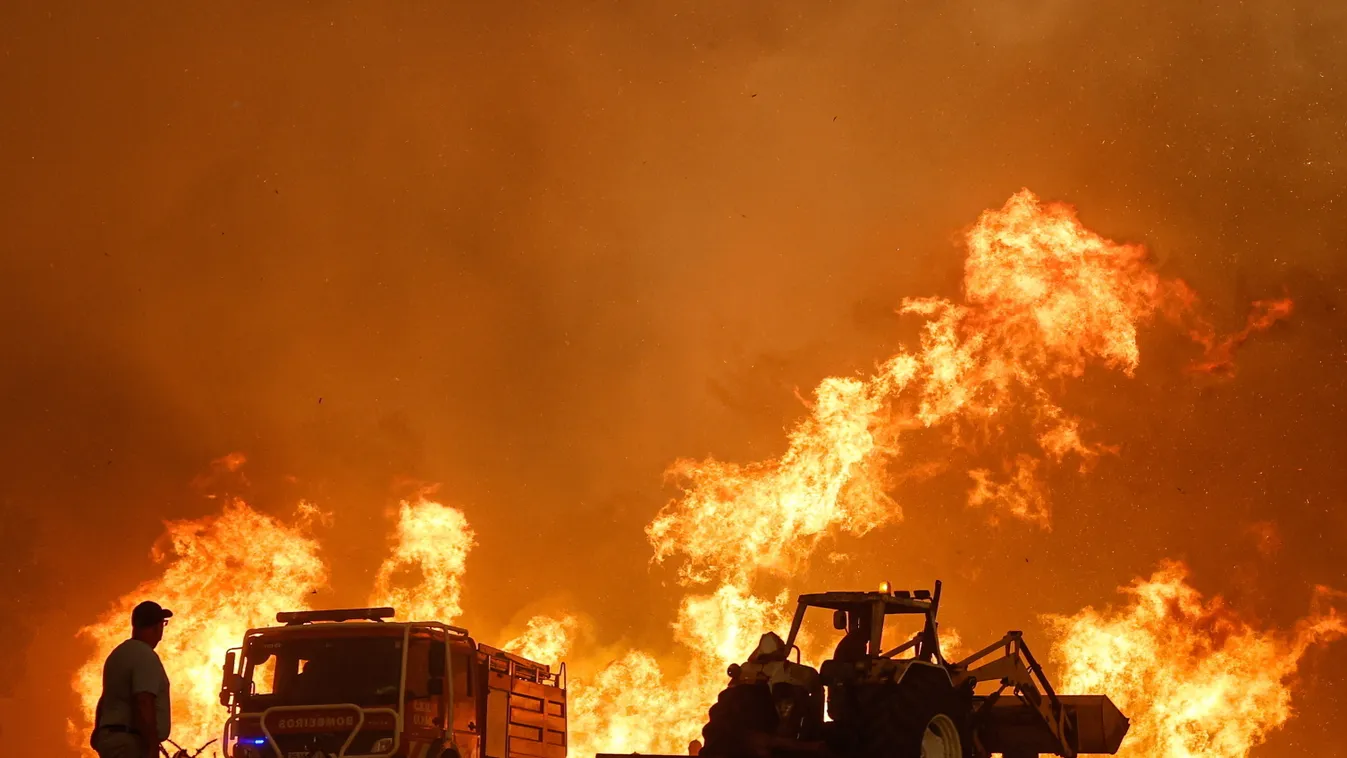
[958,187,1166,376]
[504,615,580,665]
[648,188,1218,584]
[70,499,328,754]
[369,495,475,622]
[1047,561,1346,758]
[1186,295,1295,375]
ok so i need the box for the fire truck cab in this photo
[218,607,567,758]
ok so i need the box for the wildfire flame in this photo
[1187,295,1295,375]
[504,614,581,664]
[370,494,476,622]
[70,488,475,754]
[1047,561,1345,758]
[648,188,1243,577]
[571,189,1300,753]
[70,500,327,754]
[70,190,1306,758]
[570,651,700,757]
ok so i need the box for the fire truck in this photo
[218,607,568,758]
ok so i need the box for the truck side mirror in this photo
[428,676,445,696]
[219,651,238,707]
[832,610,847,631]
[430,642,446,674]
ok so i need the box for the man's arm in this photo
[90,695,105,749]
[132,692,159,758]
[130,648,165,758]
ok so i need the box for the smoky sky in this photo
[2,1,1345,755]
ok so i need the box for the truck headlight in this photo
[372,738,394,753]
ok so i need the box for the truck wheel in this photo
[699,682,778,758]
[860,665,973,758]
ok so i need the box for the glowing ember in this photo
[369,494,476,622]
[1046,561,1345,758]
[70,500,327,755]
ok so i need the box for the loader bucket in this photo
[975,695,1129,755]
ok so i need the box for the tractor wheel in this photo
[699,683,778,758]
[859,665,973,758]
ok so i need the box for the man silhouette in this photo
[90,601,173,758]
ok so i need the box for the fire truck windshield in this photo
[239,633,405,709]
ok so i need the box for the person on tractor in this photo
[832,608,871,662]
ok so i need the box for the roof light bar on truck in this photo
[275,607,397,624]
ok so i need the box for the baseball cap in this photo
[131,601,174,628]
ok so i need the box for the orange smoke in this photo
[1047,561,1345,758]
[70,500,327,754]
[370,494,476,622]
